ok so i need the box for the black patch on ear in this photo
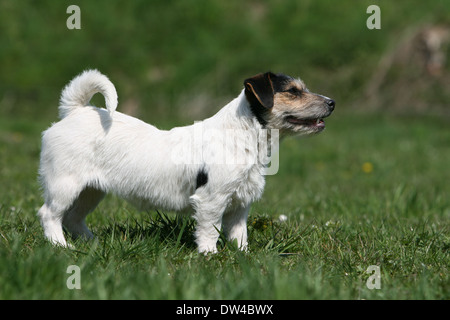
[196,167,208,189]
[244,72,293,126]
[244,72,275,108]
[244,72,274,126]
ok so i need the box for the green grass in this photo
[0,112,448,299]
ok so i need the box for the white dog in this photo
[38,70,334,253]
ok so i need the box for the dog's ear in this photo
[244,72,275,110]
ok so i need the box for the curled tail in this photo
[59,69,118,119]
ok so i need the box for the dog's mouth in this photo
[286,116,326,129]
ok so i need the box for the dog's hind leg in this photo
[38,201,70,247]
[62,187,105,240]
[38,175,98,247]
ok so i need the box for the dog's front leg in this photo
[222,205,250,251]
[190,192,229,254]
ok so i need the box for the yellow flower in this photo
[362,162,373,173]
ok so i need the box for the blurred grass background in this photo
[1,0,449,123]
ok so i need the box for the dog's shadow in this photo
[93,107,113,133]
[92,211,198,251]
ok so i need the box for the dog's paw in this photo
[197,245,218,255]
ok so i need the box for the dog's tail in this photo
[59,69,118,119]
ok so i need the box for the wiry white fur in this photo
[59,69,118,119]
[38,70,268,253]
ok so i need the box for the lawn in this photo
[0,111,448,300]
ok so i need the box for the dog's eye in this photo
[286,87,301,96]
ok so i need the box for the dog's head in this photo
[244,72,335,136]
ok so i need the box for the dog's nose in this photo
[326,99,335,111]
